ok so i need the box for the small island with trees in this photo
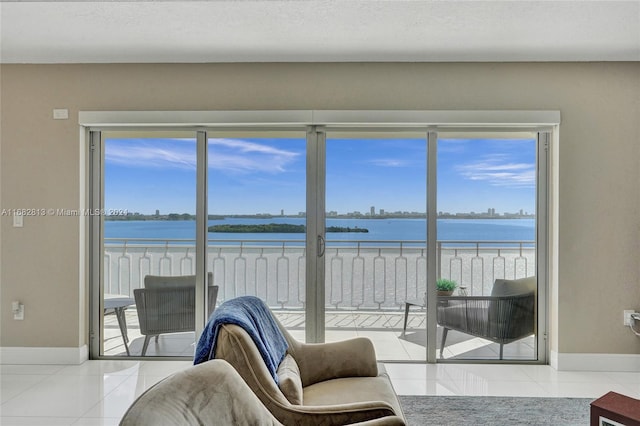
[207,223,369,233]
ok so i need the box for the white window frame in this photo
[81,110,559,363]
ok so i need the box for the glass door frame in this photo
[84,110,556,363]
[88,128,208,358]
[430,128,550,364]
[306,126,326,343]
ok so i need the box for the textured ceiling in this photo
[1,0,639,63]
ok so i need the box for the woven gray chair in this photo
[133,273,218,356]
[437,276,536,359]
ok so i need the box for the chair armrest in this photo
[288,337,378,386]
[279,400,402,426]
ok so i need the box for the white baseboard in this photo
[0,345,89,365]
[550,350,640,372]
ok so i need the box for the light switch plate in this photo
[53,108,69,120]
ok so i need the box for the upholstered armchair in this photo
[213,316,406,425]
[133,273,218,356]
[437,276,536,359]
[120,359,404,426]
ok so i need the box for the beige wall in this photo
[1,63,639,355]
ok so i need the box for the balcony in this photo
[102,238,536,360]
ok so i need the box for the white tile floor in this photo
[1,360,639,425]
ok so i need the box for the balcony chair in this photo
[437,276,536,359]
[133,273,218,356]
[195,296,406,426]
[120,359,404,426]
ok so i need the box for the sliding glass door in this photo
[435,132,542,361]
[207,131,308,341]
[89,119,548,364]
[99,131,198,357]
[94,130,309,357]
[324,131,428,360]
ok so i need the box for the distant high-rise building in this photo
[155,209,160,217]
[370,206,375,216]
[380,209,385,215]
[281,209,284,216]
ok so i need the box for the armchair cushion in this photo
[286,336,379,387]
[303,373,402,417]
[144,274,200,289]
[491,276,536,297]
[277,354,303,405]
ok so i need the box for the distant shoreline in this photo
[207,223,369,233]
[106,214,535,221]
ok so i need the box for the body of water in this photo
[104,217,535,243]
[103,217,537,302]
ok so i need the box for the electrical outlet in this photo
[12,302,24,320]
[623,310,636,326]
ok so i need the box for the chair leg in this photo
[440,328,449,358]
[402,303,411,335]
[141,335,152,356]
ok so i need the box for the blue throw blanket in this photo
[193,296,288,383]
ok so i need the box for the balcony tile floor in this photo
[1,360,639,425]
[104,309,536,361]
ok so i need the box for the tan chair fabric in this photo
[120,359,406,426]
[214,317,406,426]
[120,359,280,426]
[277,353,304,405]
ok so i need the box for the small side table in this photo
[591,391,640,426]
[104,295,135,356]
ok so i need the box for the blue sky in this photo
[104,136,536,215]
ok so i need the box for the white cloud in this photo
[209,139,299,173]
[105,138,300,174]
[367,158,410,167]
[105,144,197,170]
[456,158,535,188]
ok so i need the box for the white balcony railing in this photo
[104,239,535,310]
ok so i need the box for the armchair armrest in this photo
[277,399,400,426]
[288,337,378,386]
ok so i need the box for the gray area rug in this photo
[399,396,593,425]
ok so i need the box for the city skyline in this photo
[107,207,535,220]
[104,136,537,216]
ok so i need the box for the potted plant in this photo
[436,278,457,296]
